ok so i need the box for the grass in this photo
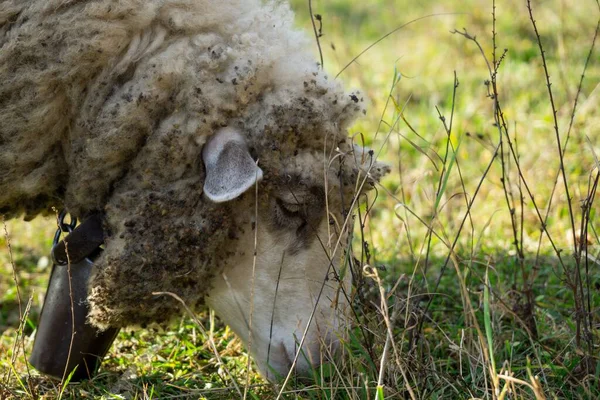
[2,0,600,398]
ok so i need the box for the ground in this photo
[2,0,599,398]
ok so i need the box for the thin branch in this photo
[308,0,324,69]
[526,0,578,256]
[243,164,261,398]
[452,28,567,268]
[535,17,600,268]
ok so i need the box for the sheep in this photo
[0,0,389,379]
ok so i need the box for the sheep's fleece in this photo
[0,0,388,328]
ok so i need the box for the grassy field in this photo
[2,0,600,398]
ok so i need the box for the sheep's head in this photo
[202,126,389,381]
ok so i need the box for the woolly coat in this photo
[0,0,372,328]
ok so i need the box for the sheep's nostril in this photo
[280,341,294,368]
[261,341,294,382]
[286,335,341,377]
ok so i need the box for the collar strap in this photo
[52,213,105,265]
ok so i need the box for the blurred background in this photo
[288,0,599,259]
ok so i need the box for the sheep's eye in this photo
[276,198,303,218]
[270,196,309,231]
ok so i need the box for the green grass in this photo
[2,0,600,398]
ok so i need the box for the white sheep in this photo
[0,0,389,380]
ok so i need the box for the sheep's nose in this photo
[262,334,341,382]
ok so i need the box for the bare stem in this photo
[308,0,324,69]
[526,0,578,256]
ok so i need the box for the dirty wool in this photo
[0,0,387,328]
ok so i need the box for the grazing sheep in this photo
[0,0,389,379]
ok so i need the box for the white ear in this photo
[202,127,263,203]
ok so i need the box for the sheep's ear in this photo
[338,142,391,192]
[352,145,390,187]
[202,128,263,203]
